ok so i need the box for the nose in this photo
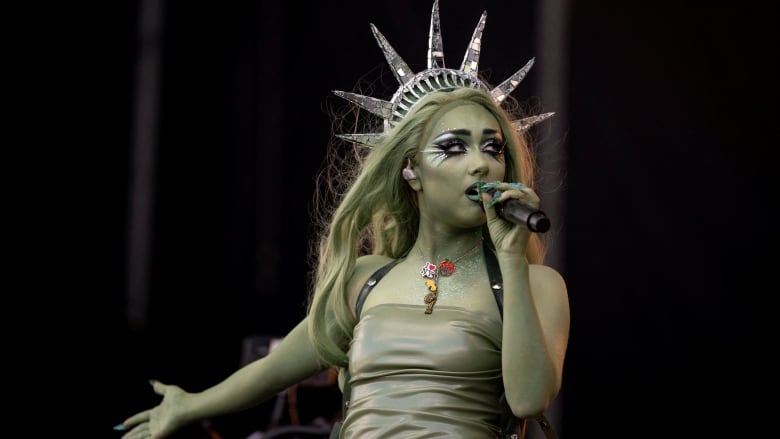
[467,151,489,177]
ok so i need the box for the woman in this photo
[116,2,569,438]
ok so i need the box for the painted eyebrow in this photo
[431,128,501,141]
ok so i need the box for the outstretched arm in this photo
[118,317,326,438]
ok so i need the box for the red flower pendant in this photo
[438,258,456,276]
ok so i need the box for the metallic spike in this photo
[460,11,487,74]
[370,23,414,86]
[336,133,383,148]
[427,0,445,68]
[512,112,555,132]
[333,90,393,119]
[490,58,535,103]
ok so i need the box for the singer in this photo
[116,2,570,438]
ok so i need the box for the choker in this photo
[418,239,482,314]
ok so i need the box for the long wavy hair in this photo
[307,87,545,367]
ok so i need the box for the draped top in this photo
[339,303,505,438]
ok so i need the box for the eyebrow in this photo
[432,128,501,141]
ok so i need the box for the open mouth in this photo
[465,183,483,202]
[466,182,501,202]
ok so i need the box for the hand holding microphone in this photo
[481,182,551,233]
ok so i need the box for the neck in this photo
[414,229,484,262]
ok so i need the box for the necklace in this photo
[418,238,482,314]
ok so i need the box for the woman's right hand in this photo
[117,380,192,439]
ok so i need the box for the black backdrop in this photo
[68,0,776,437]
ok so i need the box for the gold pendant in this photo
[423,289,437,314]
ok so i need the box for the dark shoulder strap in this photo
[483,240,505,315]
[355,258,402,320]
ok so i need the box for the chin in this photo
[461,212,487,228]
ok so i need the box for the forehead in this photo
[429,102,500,136]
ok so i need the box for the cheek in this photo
[417,155,449,180]
[423,153,447,167]
[490,159,507,179]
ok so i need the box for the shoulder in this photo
[529,264,569,306]
[353,254,396,280]
[529,264,566,288]
[346,254,396,315]
[529,264,570,316]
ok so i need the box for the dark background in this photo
[55,0,776,437]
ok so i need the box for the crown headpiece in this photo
[334,0,554,147]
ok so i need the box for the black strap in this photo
[483,240,505,315]
[355,258,402,320]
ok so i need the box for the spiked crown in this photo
[333,0,554,147]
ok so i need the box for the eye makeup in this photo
[421,128,506,165]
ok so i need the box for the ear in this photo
[402,159,423,191]
[406,174,422,191]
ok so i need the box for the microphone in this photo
[494,199,551,233]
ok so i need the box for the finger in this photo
[121,422,149,439]
[121,409,152,429]
[484,188,518,210]
[497,182,527,191]
[149,379,167,396]
[481,190,500,222]
[491,184,540,210]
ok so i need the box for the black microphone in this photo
[494,199,551,233]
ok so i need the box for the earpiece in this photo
[402,159,417,181]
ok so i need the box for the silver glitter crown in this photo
[333,0,554,147]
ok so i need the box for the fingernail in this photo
[485,190,502,209]
[113,424,126,431]
[482,182,495,190]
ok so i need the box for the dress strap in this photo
[483,239,504,315]
[354,259,402,320]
